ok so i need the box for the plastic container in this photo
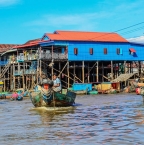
[72,83,92,92]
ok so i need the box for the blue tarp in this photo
[0,61,8,66]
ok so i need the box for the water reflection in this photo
[0,94,144,145]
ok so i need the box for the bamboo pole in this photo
[88,61,97,74]
[69,72,82,83]
[58,61,68,77]
[61,80,72,86]
[41,61,76,82]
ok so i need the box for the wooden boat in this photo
[29,86,76,107]
[16,88,29,97]
[0,89,26,100]
[140,87,144,96]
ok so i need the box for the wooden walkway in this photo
[111,73,138,82]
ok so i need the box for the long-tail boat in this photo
[28,83,76,107]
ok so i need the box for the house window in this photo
[120,48,123,55]
[89,48,93,55]
[74,48,78,55]
[129,48,136,55]
[116,48,120,55]
[104,48,107,54]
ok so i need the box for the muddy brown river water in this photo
[0,94,144,145]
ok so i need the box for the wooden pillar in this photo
[82,61,84,83]
[4,76,5,92]
[51,45,54,80]
[26,75,27,89]
[37,47,40,84]
[79,67,81,83]
[124,61,126,74]
[39,47,42,83]
[0,57,1,74]
[130,62,132,73]
[10,65,12,90]
[13,64,15,90]
[102,62,104,82]
[118,62,120,76]
[23,62,25,89]
[132,62,133,73]
[73,62,76,82]
[93,69,94,82]
[59,61,61,80]
[31,75,34,89]
[96,61,99,82]
[88,62,90,83]
[139,61,141,77]
[111,61,113,80]
[67,61,70,88]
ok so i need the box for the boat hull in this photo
[29,88,76,107]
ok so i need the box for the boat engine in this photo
[42,79,53,90]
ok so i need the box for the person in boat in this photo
[52,73,62,92]
[11,90,19,100]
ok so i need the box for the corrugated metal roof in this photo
[15,38,41,49]
[0,44,17,53]
[45,30,128,42]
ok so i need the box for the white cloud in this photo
[0,0,19,6]
[127,36,144,44]
[25,12,113,32]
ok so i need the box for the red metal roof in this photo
[15,38,41,49]
[0,44,17,53]
[45,30,128,42]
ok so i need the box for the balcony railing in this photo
[24,69,36,75]
[17,54,38,62]
[14,70,23,76]
[40,52,67,60]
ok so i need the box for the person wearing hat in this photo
[53,73,61,92]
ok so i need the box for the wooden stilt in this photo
[73,62,75,83]
[26,75,27,90]
[118,63,119,76]
[67,61,70,88]
[88,62,89,83]
[51,45,54,80]
[97,61,99,82]
[10,65,12,90]
[4,76,5,92]
[23,62,25,89]
[59,61,61,80]
[111,61,113,80]
[82,61,84,83]
[102,62,104,82]
[139,61,141,77]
